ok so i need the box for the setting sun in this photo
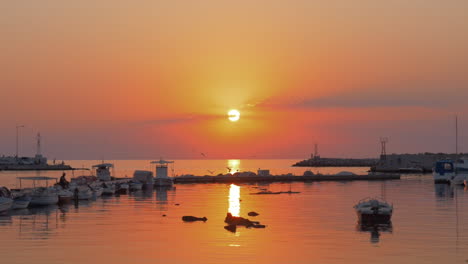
[228,109,240,122]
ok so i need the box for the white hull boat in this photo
[0,197,14,212]
[354,198,393,223]
[434,158,468,184]
[30,188,59,206]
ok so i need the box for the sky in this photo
[1,0,468,159]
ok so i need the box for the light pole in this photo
[16,125,24,159]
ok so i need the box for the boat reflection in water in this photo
[357,222,393,244]
[434,183,454,199]
[155,186,176,211]
[228,184,240,217]
[12,204,69,240]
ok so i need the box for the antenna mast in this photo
[36,133,41,156]
[380,137,388,160]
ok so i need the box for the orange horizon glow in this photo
[1,1,468,159]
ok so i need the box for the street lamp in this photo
[16,125,24,159]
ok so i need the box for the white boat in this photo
[151,159,174,187]
[433,158,468,184]
[354,197,393,224]
[1,187,30,209]
[0,197,13,212]
[30,187,59,206]
[16,177,59,206]
[433,160,456,183]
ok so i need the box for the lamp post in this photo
[16,125,24,159]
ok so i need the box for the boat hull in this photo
[30,195,58,206]
[11,198,30,209]
[0,198,13,212]
[357,212,392,224]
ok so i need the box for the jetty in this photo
[293,157,378,167]
[173,173,400,184]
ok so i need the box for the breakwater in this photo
[0,164,73,171]
[173,173,400,184]
[293,157,378,167]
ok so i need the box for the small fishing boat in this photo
[1,187,30,209]
[433,158,468,184]
[30,187,59,206]
[354,197,393,223]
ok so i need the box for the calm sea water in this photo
[1,160,468,264]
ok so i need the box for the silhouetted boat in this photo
[354,197,393,223]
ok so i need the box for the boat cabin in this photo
[150,159,174,178]
[92,163,114,181]
[434,160,454,175]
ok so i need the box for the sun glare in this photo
[228,109,240,122]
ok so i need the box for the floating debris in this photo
[247,211,259,216]
[224,224,237,233]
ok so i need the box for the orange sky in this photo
[1,1,468,159]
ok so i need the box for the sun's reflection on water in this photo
[228,184,240,217]
[227,159,240,174]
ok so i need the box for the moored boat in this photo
[0,197,13,212]
[354,197,393,224]
[30,187,59,206]
[433,160,455,183]
[102,183,116,195]
[433,158,468,184]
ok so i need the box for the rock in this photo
[252,224,266,228]
[224,224,237,233]
[225,213,256,227]
[182,216,207,222]
[247,211,259,216]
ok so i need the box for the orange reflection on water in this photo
[228,184,240,217]
[227,159,240,174]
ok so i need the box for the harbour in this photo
[1,162,467,264]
